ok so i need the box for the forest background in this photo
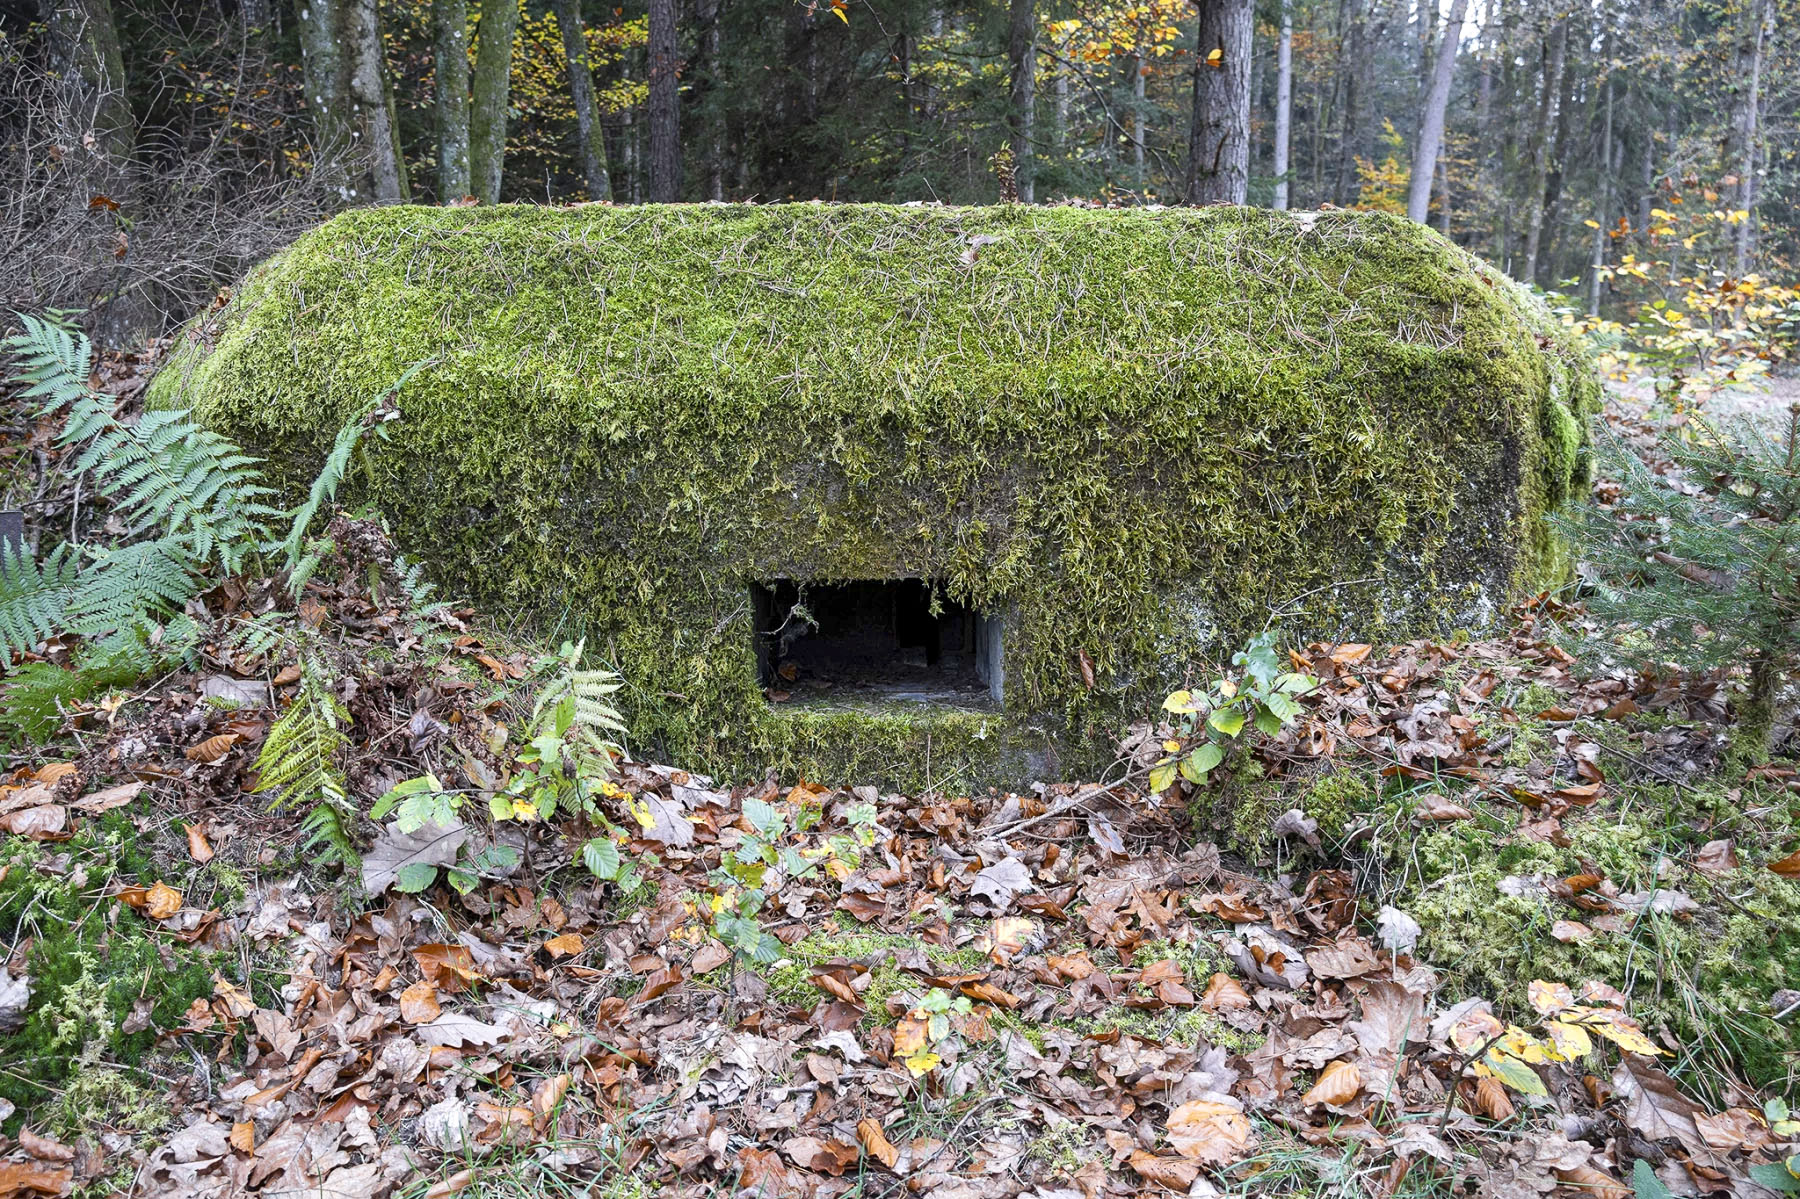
[0,0,1793,359]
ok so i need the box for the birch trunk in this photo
[1406,0,1468,222]
[1732,0,1770,272]
[347,0,408,203]
[1272,0,1292,210]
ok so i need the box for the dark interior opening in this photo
[752,579,1002,706]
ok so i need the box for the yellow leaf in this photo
[1543,1017,1593,1061]
[1574,1007,1664,1056]
[146,881,184,920]
[1205,47,1223,66]
[902,1050,940,1076]
[831,2,849,22]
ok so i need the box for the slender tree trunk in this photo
[1588,77,1612,315]
[1007,0,1036,202]
[648,0,681,200]
[45,0,134,162]
[1130,52,1146,188]
[1520,19,1566,284]
[551,0,612,201]
[1273,0,1292,210]
[1332,0,1364,203]
[470,0,522,204]
[699,0,724,199]
[1406,0,1468,222]
[296,0,351,194]
[1437,146,1452,234]
[435,0,472,200]
[347,0,408,203]
[1185,0,1253,205]
[1732,0,1770,272]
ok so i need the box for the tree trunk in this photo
[470,0,522,204]
[435,0,472,200]
[648,0,681,200]
[1130,52,1145,188]
[551,0,612,201]
[699,0,724,199]
[1332,0,1363,204]
[347,0,408,203]
[296,0,351,192]
[1406,0,1468,222]
[1731,0,1770,272]
[1007,0,1036,202]
[1520,19,1566,285]
[1587,77,1612,315]
[1272,0,1292,210]
[1437,146,1452,234]
[1185,0,1252,205]
[45,0,134,163]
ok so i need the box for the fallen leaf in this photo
[856,1117,898,1169]
[969,857,1034,912]
[0,805,66,839]
[1201,972,1252,1011]
[32,763,77,787]
[542,932,584,959]
[18,1130,73,1162]
[1301,1059,1361,1107]
[185,732,241,763]
[1768,848,1800,877]
[1165,1097,1253,1165]
[1693,839,1737,875]
[0,1160,72,1196]
[400,981,442,1023]
[1127,1150,1200,1189]
[185,823,214,863]
[1552,920,1594,942]
[145,881,183,920]
[362,817,468,894]
[417,1012,507,1048]
[71,781,143,813]
[230,1121,255,1152]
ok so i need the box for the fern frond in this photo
[0,633,154,743]
[532,639,629,753]
[66,538,199,638]
[299,801,359,869]
[254,659,351,815]
[276,358,432,591]
[5,310,276,568]
[0,541,81,657]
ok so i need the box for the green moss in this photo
[1399,799,1800,1088]
[761,929,987,1019]
[154,203,1599,786]
[0,814,227,1128]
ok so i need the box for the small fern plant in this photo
[254,651,356,866]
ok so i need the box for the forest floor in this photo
[0,356,1797,1199]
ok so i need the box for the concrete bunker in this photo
[151,202,1601,788]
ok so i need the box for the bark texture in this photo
[648,0,681,201]
[46,0,134,162]
[1273,0,1292,210]
[435,0,473,200]
[552,0,612,201]
[1185,0,1252,205]
[1406,0,1468,223]
[1007,0,1036,202]
[347,0,408,203]
[470,0,522,204]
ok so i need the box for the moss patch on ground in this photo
[0,812,234,1137]
[152,203,1598,787]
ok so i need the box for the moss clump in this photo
[0,814,227,1130]
[1400,793,1800,1088]
[761,929,988,1019]
[153,203,1599,786]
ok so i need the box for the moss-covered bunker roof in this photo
[153,202,1600,785]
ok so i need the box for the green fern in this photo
[0,633,157,743]
[0,541,81,658]
[65,538,196,637]
[5,313,276,568]
[532,639,628,754]
[255,661,350,808]
[277,358,431,593]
